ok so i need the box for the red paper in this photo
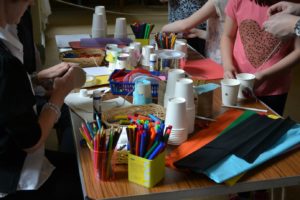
[183,58,224,80]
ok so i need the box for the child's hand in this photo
[223,65,237,79]
[254,72,265,89]
[186,28,207,40]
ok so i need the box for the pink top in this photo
[225,0,294,96]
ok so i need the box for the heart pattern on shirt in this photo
[239,19,281,68]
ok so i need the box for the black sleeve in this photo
[0,52,41,149]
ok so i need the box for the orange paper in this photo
[166,109,243,169]
[182,58,224,80]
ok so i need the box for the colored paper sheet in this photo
[183,58,224,80]
[203,124,300,183]
[165,109,244,169]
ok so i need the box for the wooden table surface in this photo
[69,48,300,200]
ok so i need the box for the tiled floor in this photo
[43,1,300,199]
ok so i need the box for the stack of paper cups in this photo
[114,17,127,39]
[165,97,188,145]
[174,78,195,134]
[141,45,154,67]
[164,69,185,107]
[92,6,107,38]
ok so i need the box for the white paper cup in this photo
[164,69,185,107]
[168,128,188,145]
[165,97,188,145]
[165,97,187,130]
[186,106,195,134]
[116,53,130,69]
[92,29,106,38]
[236,73,256,99]
[221,79,241,106]
[92,13,105,30]
[174,78,195,108]
[141,45,154,66]
[95,6,106,21]
[114,17,127,39]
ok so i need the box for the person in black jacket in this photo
[0,0,85,199]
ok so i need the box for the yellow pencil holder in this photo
[128,151,166,188]
[135,38,150,46]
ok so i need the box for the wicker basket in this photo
[102,104,166,127]
[59,48,105,67]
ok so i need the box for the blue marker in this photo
[139,132,147,157]
[148,142,165,160]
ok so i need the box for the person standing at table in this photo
[162,0,228,64]
[263,1,300,39]
[0,0,85,199]
[160,0,208,55]
[221,0,300,116]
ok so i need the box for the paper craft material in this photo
[65,90,131,122]
[82,67,111,87]
[183,58,224,80]
[174,114,296,171]
[55,34,91,48]
[204,124,300,183]
[165,109,244,168]
[80,38,133,48]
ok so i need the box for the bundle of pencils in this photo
[126,113,172,160]
[154,32,176,49]
[130,22,155,39]
[79,114,122,180]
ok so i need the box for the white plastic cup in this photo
[221,79,241,106]
[236,73,256,99]
[165,97,188,145]
[164,69,185,107]
[114,17,127,39]
[141,45,154,67]
[174,78,195,108]
[174,41,188,57]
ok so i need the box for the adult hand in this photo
[253,71,265,89]
[52,67,86,98]
[268,1,300,16]
[263,13,299,39]
[37,62,79,80]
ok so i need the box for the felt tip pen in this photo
[148,142,165,160]
[144,140,159,159]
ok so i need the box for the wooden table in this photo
[68,48,300,200]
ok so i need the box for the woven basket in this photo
[102,104,166,127]
[59,48,105,67]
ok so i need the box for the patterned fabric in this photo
[168,0,207,30]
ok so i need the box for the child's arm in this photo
[161,0,217,34]
[255,37,300,88]
[221,15,238,79]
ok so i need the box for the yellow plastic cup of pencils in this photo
[135,38,149,46]
[91,149,116,181]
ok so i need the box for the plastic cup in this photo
[236,73,256,99]
[174,78,195,108]
[221,79,241,106]
[91,150,116,181]
[174,40,188,57]
[114,17,127,39]
[164,69,185,107]
[167,128,188,145]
